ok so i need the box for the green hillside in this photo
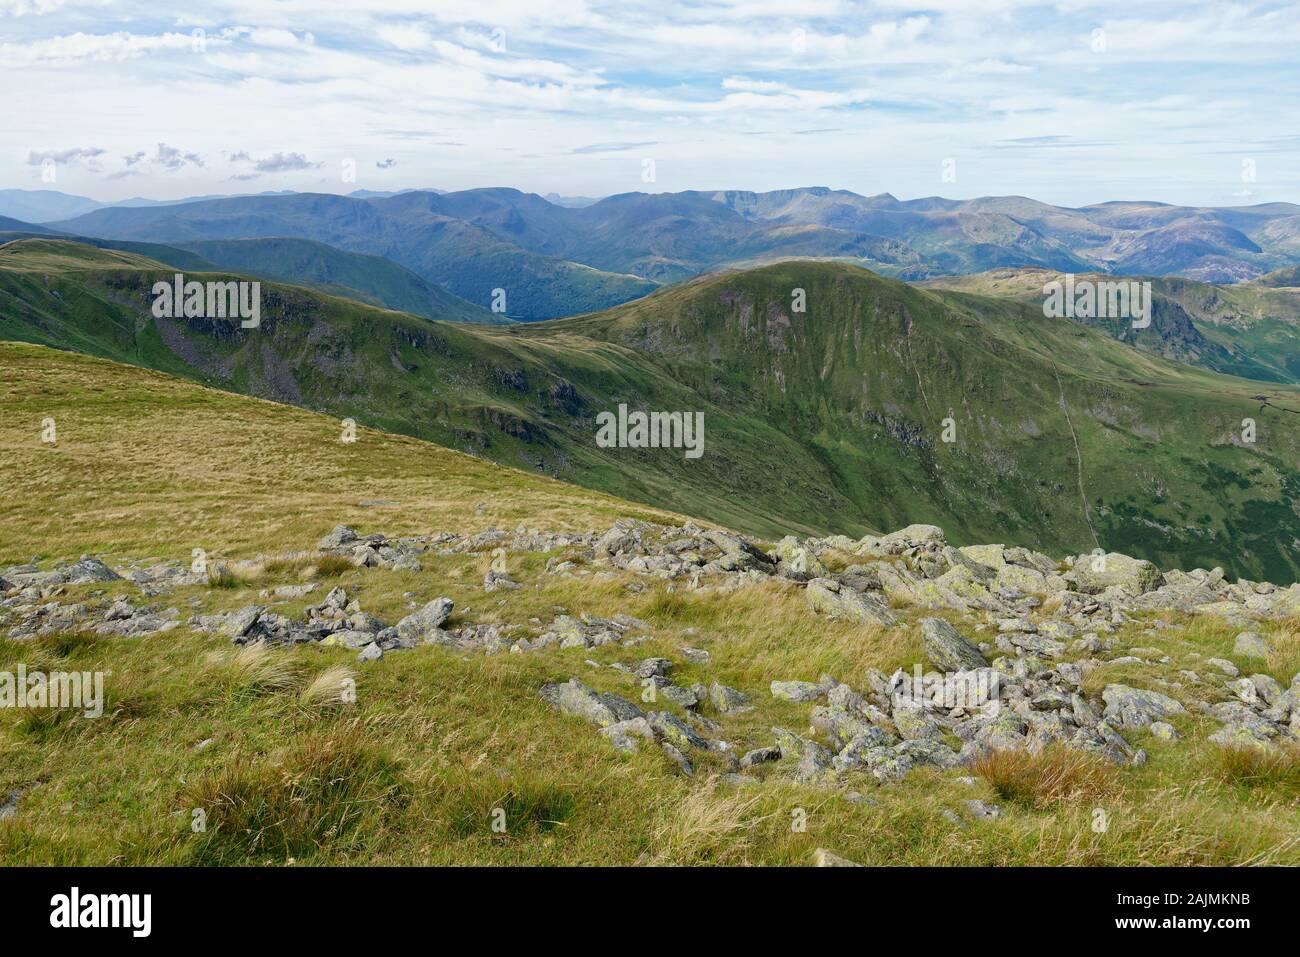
[923,267,1300,384]
[173,237,507,325]
[4,341,1296,869]
[3,239,1298,582]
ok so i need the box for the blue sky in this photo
[3,0,1299,207]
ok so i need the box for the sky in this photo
[3,0,1299,208]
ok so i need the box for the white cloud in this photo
[0,1,1295,207]
[0,30,210,63]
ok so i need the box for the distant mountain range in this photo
[0,185,1283,320]
[5,185,1300,324]
[4,237,1298,581]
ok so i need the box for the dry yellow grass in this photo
[0,342,677,563]
[971,747,1124,810]
[300,666,359,710]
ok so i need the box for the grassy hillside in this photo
[3,240,1299,582]
[1,342,1297,868]
[923,267,1300,384]
[0,341,670,561]
[55,192,660,320]
[173,237,507,325]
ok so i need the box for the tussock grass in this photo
[972,747,1123,810]
[204,643,303,698]
[32,629,105,659]
[1209,744,1300,793]
[1263,619,1300,684]
[299,665,358,710]
[440,765,579,839]
[205,566,245,589]
[183,720,406,865]
[261,554,355,580]
[641,777,774,865]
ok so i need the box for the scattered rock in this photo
[1101,685,1186,729]
[807,578,897,626]
[962,799,1001,820]
[771,679,830,703]
[921,617,989,671]
[1233,632,1271,660]
[540,678,644,728]
[709,681,751,714]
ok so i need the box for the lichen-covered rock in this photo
[635,657,673,679]
[832,729,897,770]
[1149,721,1180,741]
[65,557,122,584]
[806,578,897,626]
[647,710,708,751]
[771,679,830,703]
[920,617,988,672]
[222,604,264,639]
[659,742,694,774]
[974,709,1029,750]
[318,525,359,550]
[1073,552,1163,595]
[864,747,914,783]
[540,678,644,728]
[771,536,828,579]
[962,799,1001,820]
[813,848,862,867]
[892,700,944,741]
[1101,684,1185,729]
[598,717,655,752]
[811,706,889,751]
[395,597,454,642]
[709,681,751,714]
[1233,632,1271,660]
[1206,657,1240,677]
[740,746,781,768]
[771,727,831,764]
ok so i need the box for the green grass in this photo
[5,244,1300,580]
[2,275,1299,866]
[2,531,1297,865]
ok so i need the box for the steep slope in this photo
[55,193,658,320]
[923,267,1300,383]
[3,240,1298,581]
[172,237,506,325]
[5,340,1297,870]
[0,339,667,559]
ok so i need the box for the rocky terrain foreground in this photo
[3,516,1298,865]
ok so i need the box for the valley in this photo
[3,238,1298,583]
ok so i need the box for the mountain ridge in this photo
[4,238,1298,582]
[46,185,1300,320]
